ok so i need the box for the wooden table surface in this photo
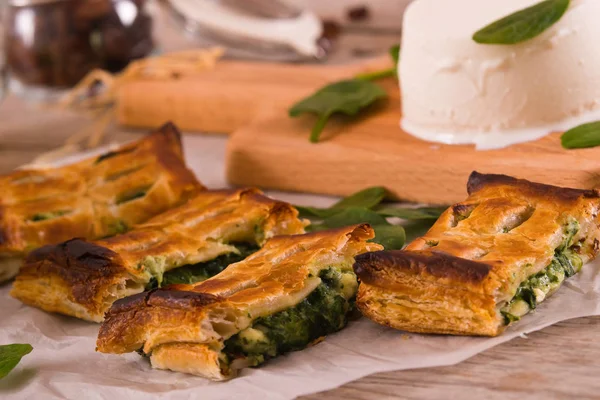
[1,5,598,399]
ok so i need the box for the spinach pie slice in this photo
[0,122,202,282]
[354,172,600,336]
[12,189,306,322]
[96,225,382,380]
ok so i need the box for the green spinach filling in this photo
[146,243,258,289]
[223,266,357,368]
[116,186,151,205]
[501,220,583,325]
[29,210,71,222]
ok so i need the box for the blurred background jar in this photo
[5,0,154,91]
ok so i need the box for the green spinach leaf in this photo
[376,206,447,220]
[296,185,439,251]
[296,186,387,219]
[0,344,33,379]
[289,44,399,143]
[306,207,406,250]
[320,207,388,229]
[289,80,387,143]
[372,225,406,250]
[473,0,570,45]
[561,121,600,149]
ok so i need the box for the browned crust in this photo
[145,122,202,198]
[354,172,600,336]
[105,225,375,318]
[96,224,380,356]
[354,250,493,287]
[353,249,501,336]
[0,122,203,258]
[11,189,306,321]
[18,239,128,308]
[109,287,221,316]
[98,288,222,352]
[355,283,502,337]
[468,171,600,201]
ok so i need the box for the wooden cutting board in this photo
[118,57,600,204]
[117,57,391,133]
[225,77,600,204]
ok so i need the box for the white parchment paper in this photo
[1,134,599,399]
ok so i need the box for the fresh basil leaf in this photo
[371,224,406,250]
[561,121,600,149]
[289,79,387,143]
[473,0,570,45]
[320,207,389,229]
[376,206,447,220]
[296,187,387,219]
[0,344,33,379]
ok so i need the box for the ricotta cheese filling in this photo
[222,266,358,369]
[399,0,600,149]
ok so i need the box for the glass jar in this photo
[5,0,154,89]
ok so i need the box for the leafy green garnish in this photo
[307,207,406,250]
[376,206,446,220]
[289,80,387,143]
[371,225,406,250]
[310,208,388,231]
[0,344,33,379]
[290,44,399,143]
[297,187,387,219]
[330,186,388,210]
[295,185,450,250]
[473,0,570,45]
[296,186,447,250]
[561,121,600,149]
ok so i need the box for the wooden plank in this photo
[116,56,390,133]
[226,78,600,205]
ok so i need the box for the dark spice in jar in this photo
[6,0,154,88]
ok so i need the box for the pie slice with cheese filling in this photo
[354,172,600,336]
[96,224,382,380]
[11,189,306,322]
[0,122,202,282]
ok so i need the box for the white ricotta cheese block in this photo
[399,0,600,149]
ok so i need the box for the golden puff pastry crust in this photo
[11,189,306,322]
[96,225,382,380]
[0,122,202,281]
[354,172,600,336]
